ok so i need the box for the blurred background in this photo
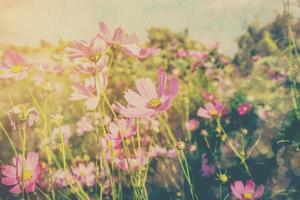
[0,0,283,55]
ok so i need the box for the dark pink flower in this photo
[231,180,264,200]
[185,119,200,132]
[237,103,252,116]
[1,152,42,194]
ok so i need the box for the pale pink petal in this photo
[120,107,155,118]
[113,27,125,44]
[26,181,36,193]
[197,108,211,119]
[122,33,139,45]
[164,76,179,99]
[26,152,39,169]
[157,68,166,98]
[109,122,119,135]
[124,89,147,107]
[99,21,112,43]
[244,180,256,193]
[85,96,100,110]
[253,185,264,198]
[135,78,157,100]
[156,98,172,112]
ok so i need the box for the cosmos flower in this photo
[197,101,225,119]
[67,37,106,62]
[76,55,108,75]
[231,180,264,200]
[1,152,42,194]
[69,73,107,110]
[201,90,217,102]
[108,118,136,140]
[114,151,148,172]
[135,47,160,61]
[200,153,215,178]
[72,162,96,187]
[113,68,179,118]
[98,21,139,56]
[185,119,200,132]
[7,105,39,130]
[0,49,29,80]
[176,49,189,58]
[237,102,253,116]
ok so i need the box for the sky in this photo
[0,0,284,55]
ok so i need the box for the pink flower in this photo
[0,49,29,80]
[108,118,136,140]
[69,73,106,110]
[67,37,106,62]
[98,21,139,56]
[114,68,179,118]
[197,101,225,119]
[231,180,264,200]
[167,149,177,158]
[7,105,39,130]
[72,162,96,187]
[53,169,74,188]
[76,114,96,136]
[136,48,160,61]
[76,55,108,75]
[185,119,200,132]
[149,145,167,157]
[176,49,189,58]
[237,103,253,116]
[200,153,215,178]
[114,151,148,172]
[1,152,42,194]
[201,90,217,102]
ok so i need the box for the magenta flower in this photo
[98,21,139,56]
[67,37,106,62]
[0,49,29,80]
[197,101,225,119]
[108,118,136,140]
[113,68,179,118]
[69,73,106,110]
[237,103,253,116]
[72,162,96,187]
[185,119,200,132]
[231,180,264,200]
[200,153,215,178]
[1,152,42,194]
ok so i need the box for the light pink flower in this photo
[70,73,106,110]
[114,68,179,118]
[136,48,160,61]
[76,114,96,136]
[0,49,29,80]
[72,162,96,187]
[231,180,264,200]
[76,55,108,75]
[237,103,253,116]
[197,101,225,119]
[53,169,75,188]
[98,21,139,56]
[200,153,215,178]
[185,119,200,132]
[7,105,39,130]
[167,149,177,158]
[114,151,148,172]
[67,37,106,62]
[149,145,167,157]
[176,49,189,58]
[1,152,42,194]
[108,118,136,140]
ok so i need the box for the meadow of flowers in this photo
[0,5,300,200]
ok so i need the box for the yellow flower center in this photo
[148,98,161,109]
[10,65,23,73]
[22,169,33,182]
[243,192,253,199]
[80,170,87,177]
[219,174,228,183]
[89,54,101,63]
[209,108,218,116]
